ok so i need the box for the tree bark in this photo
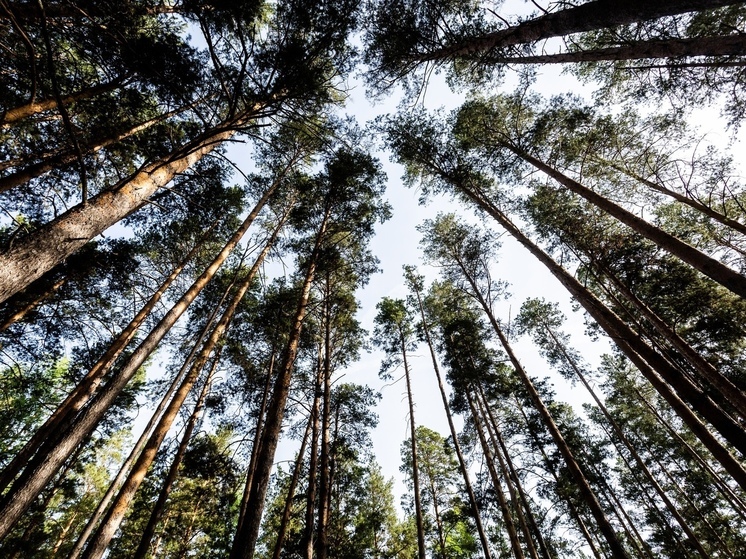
[315,280,333,559]
[0,275,66,333]
[301,351,323,559]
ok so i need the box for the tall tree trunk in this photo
[419,0,742,62]
[82,215,285,559]
[453,253,630,559]
[229,206,331,559]
[409,279,493,559]
[477,386,553,559]
[402,331,427,559]
[272,412,314,559]
[475,392,540,559]
[544,324,712,559]
[1,76,127,126]
[131,350,221,559]
[0,103,193,190]
[481,35,746,65]
[0,220,217,495]
[316,280,333,559]
[67,283,230,559]
[301,352,323,559]
[452,181,746,490]
[0,179,281,539]
[504,142,746,299]
[466,390,526,559]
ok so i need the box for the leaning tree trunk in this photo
[0,178,281,539]
[419,0,743,62]
[504,142,746,299]
[0,276,66,333]
[453,181,746,491]
[82,215,286,559]
[229,206,331,559]
[0,220,218,494]
[411,282,494,559]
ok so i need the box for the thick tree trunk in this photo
[0,104,191,190]
[229,207,331,559]
[0,180,279,539]
[402,335,427,559]
[0,222,215,494]
[411,284,493,559]
[454,255,630,559]
[272,413,313,559]
[419,0,743,62]
[454,182,746,490]
[1,76,127,126]
[466,391,526,559]
[486,35,746,65]
[505,143,746,299]
[82,218,284,559]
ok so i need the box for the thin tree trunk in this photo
[131,349,221,559]
[545,325,712,559]
[82,216,285,559]
[301,351,323,559]
[418,0,742,62]
[402,332,427,559]
[0,220,217,495]
[467,390,526,559]
[410,280,493,559]
[0,179,280,539]
[1,76,127,126]
[229,206,331,559]
[504,142,746,299]
[453,253,630,559]
[272,412,313,559]
[67,281,230,559]
[452,181,746,489]
[316,280,333,559]
[482,35,746,65]
[475,391,540,559]
[477,386,553,559]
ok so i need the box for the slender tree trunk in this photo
[453,253,630,559]
[131,350,221,559]
[475,392,540,559]
[452,182,746,489]
[302,352,323,559]
[516,401,603,559]
[410,282,493,559]
[483,35,746,65]
[229,206,331,559]
[546,325,712,559]
[504,142,746,299]
[82,216,284,559]
[0,180,280,539]
[0,276,66,332]
[419,0,743,62]
[402,333,427,559]
[0,103,192,191]
[316,281,333,559]
[0,220,216,494]
[477,386,553,559]
[272,412,313,559]
[67,282,230,559]
[1,76,127,126]
[466,390,526,559]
